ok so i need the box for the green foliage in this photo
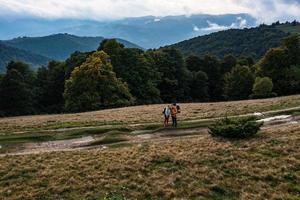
[202,55,223,100]
[170,25,289,59]
[221,54,237,74]
[209,117,263,139]
[149,48,191,102]
[185,55,203,72]
[35,61,66,113]
[64,51,134,112]
[99,39,161,104]
[250,77,276,99]
[64,51,89,79]
[0,61,36,116]
[190,71,209,101]
[257,35,300,95]
[224,65,255,100]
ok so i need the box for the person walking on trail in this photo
[171,103,178,127]
[162,105,171,127]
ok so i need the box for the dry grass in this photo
[1,95,300,133]
[0,124,299,200]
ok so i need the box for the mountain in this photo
[3,34,141,60]
[0,14,257,48]
[168,23,300,59]
[0,42,49,73]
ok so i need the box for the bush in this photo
[250,77,277,99]
[209,117,263,138]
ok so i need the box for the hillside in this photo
[3,34,141,60]
[0,95,300,199]
[169,24,300,59]
[0,42,49,73]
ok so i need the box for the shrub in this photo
[250,77,277,99]
[209,117,263,138]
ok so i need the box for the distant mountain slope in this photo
[0,14,257,48]
[0,42,49,73]
[168,24,300,59]
[4,34,141,60]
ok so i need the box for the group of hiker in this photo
[162,103,181,127]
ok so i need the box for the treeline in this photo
[0,35,299,116]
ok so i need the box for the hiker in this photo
[162,105,171,127]
[171,103,178,127]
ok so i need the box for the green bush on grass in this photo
[209,117,263,139]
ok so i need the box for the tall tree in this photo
[36,61,65,113]
[202,55,222,100]
[99,39,161,104]
[0,61,35,116]
[185,55,204,72]
[224,65,255,100]
[221,54,237,74]
[149,48,191,102]
[64,51,134,112]
[190,71,209,101]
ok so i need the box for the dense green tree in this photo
[64,51,134,112]
[35,61,65,113]
[185,55,204,72]
[250,77,275,99]
[202,55,222,100]
[190,71,209,101]
[99,39,161,104]
[283,35,300,66]
[257,35,300,95]
[256,48,290,95]
[221,55,237,74]
[64,51,89,79]
[224,65,255,100]
[0,61,35,116]
[149,48,191,102]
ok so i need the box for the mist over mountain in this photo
[0,14,257,48]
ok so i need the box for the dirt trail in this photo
[1,108,300,157]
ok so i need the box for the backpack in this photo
[176,105,181,113]
[162,107,166,114]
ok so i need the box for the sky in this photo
[0,0,300,23]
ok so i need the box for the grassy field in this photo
[1,95,300,134]
[0,124,299,199]
[0,95,300,199]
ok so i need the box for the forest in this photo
[0,34,299,116]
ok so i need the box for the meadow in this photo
[0,95,300,199]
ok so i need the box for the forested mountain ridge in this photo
[3,34,141,60]
[0,42,49,72]
[168,23,300,59]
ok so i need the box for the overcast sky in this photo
[0,0,299,23]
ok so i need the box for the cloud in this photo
[0,0,299,23]
[196,17,249,32]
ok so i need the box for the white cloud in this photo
[0,0,299,23]
[200,21,230,31]
[198,17,249,32]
